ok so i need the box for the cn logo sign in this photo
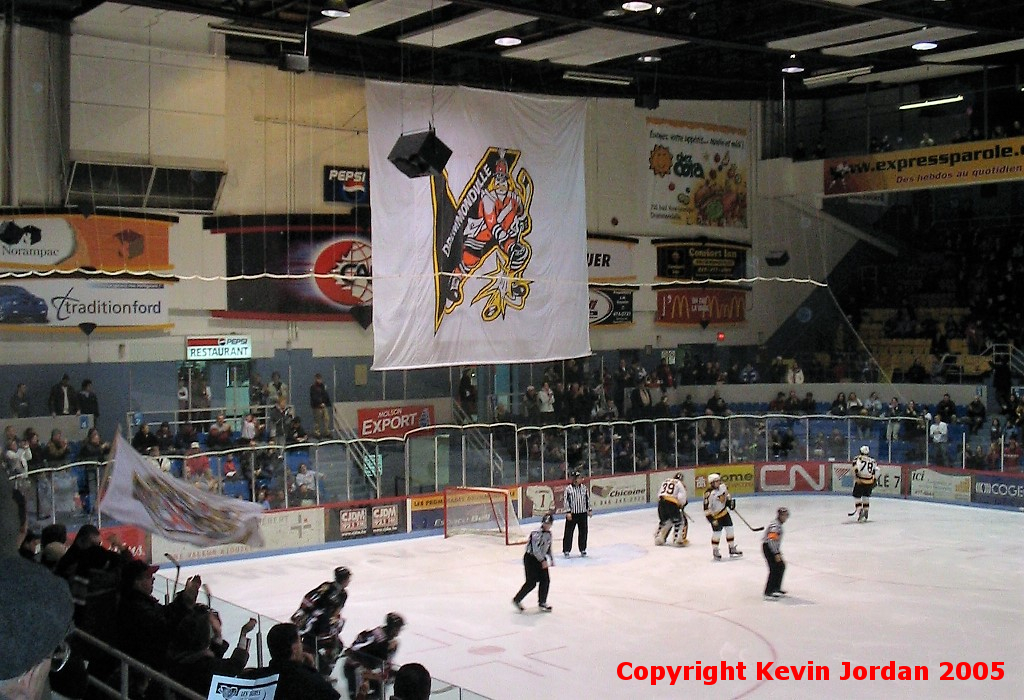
[759,463,828,492]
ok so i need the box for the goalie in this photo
[291,566,352,679]
[654,472,689,546]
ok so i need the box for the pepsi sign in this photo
[324,166,370,204]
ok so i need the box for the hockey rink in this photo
[167,496,1024,699]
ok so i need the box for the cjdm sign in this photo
[185,336,252,361]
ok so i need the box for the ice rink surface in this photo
[172,496,1024,699]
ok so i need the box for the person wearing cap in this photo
[561,469,592,558]
[115,557,202,687]
[513,513,555,612]
[762,507,790,599]
[342,612,405,700]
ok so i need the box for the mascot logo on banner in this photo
[431,148,534,332]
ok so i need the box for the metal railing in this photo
[12,413,1017,526]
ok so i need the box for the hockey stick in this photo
[732,508,764,532]
[847,506,861,517]
[165,552,181,593]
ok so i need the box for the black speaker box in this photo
[350,305,373,330]
[387,130,452,178]
[279,53,309,73]
[765,250,790,267]
[635,94,660,110]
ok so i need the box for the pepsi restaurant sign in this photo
[324,166,370,204]
[186,335,252,361]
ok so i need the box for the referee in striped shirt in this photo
[562,470,592,557]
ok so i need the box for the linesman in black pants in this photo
[762,507,789,600]
[513,513,555,612]
[561,470,592,557]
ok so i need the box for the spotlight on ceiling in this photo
[602,8,625,17]
[563,70,634,86]
[494,35,522,47]
[898,94,964,110]
[781,54,805,74]
[912,40,938,51]
[622,1,654,11]
[321,0,350,18]
[637,53,661,63]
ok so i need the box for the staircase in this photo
[453,402,507,485]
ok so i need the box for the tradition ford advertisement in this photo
[0,279,168,328]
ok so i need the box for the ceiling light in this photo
[912,40,938,51]
[802,65,873,87]
[622,1,654,11]
[898,94,964,110]
[563,70,634,86]
[494,35,522,47]
[781,54,805,74]
[637,54,661,63]
[208,23,305,44]
[602,8,626,17]
[321,0,350,19]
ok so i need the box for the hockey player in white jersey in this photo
[851,445,879,522]
[703,473,742,560]
[655,472,689,546]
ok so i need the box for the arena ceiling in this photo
[8,0,1024,101]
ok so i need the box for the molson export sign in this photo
[357,404,435,438]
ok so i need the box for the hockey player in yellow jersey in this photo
[703,473,742,560]
[655,472,689,546]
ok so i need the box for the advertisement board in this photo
[694,465,755,494]
[757,462,831,493]
[186,336,252,361]
[589,474,649,510]
[357,405,435,439]
[909,468,972,503]
[586,234,636,282]
[325,501,406,541]
[646,118,748,228]
[588,288,634,326]
[972,473,1024,509]
[831,463,904,497]
[655,287,746,325]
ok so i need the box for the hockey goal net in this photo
[443,487,528,545]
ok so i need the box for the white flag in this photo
[99,434,264,548]
[367,81,590,369]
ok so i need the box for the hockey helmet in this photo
[674,471,683,480]
[385,612,405,633]
[777,507,790,517]
[334,566,352,584]
[570,470,582,480]
[859,445,870,455]
[707,472,721,484]
[541,513,554,525]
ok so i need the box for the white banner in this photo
[99,434,264,547]
[909,467,972,503]
[587,235,636,282]
[646,118,749,228]
[0,279,168,327]
[366,81,590,369]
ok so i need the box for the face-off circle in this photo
[313,238,373,308]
